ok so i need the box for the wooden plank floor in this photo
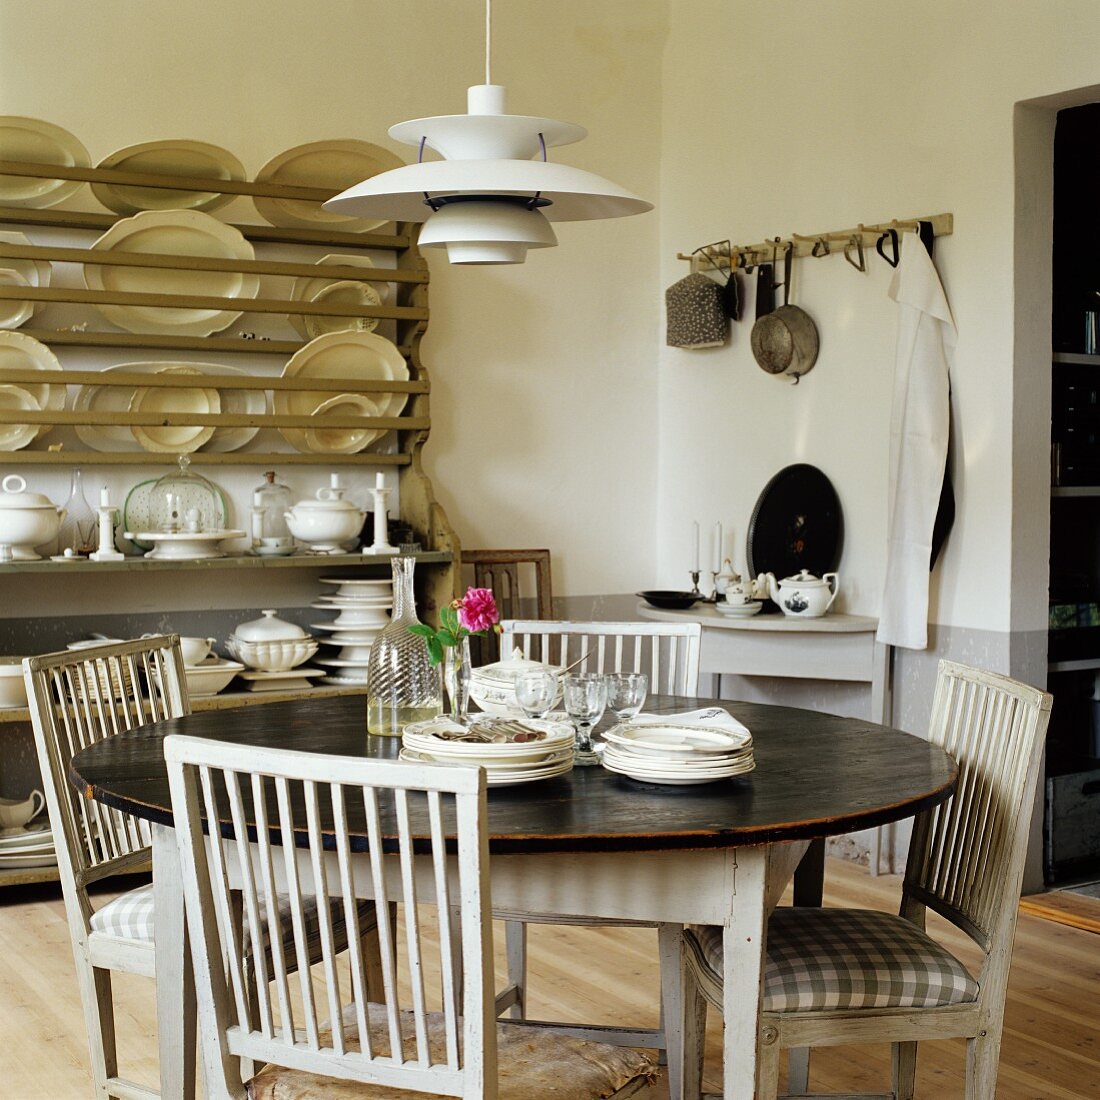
[0,857,1096,1098]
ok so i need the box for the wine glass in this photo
[514,668,559,719]
[562,673,608,766]
[606,672,648,722]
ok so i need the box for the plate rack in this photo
[0,150,459,611]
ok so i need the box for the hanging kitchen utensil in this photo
[750,243,820,381]
[844,233,866,272]
[876,227,900,267]
[694,241,741,321]
[754,262,775,319]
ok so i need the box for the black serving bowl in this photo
[637,590,700,611]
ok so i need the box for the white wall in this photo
[657,0,1100,638]
[0,0,666,607]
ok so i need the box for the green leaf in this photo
[426,636,444,665]
[408,624,434,639]
[438,629,458,648]
[441,605,459,633]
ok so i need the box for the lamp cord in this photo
[485,0,492,85]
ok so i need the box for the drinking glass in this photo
[562,673,608,766]
[514,669,558,719]
[606,672,648,722]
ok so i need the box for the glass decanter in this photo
[365,556,442,736]
[251,470,292,542]
[57,468,98,556]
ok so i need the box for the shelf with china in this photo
[0,152,460,615]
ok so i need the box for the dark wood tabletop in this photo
[69,695,956,855]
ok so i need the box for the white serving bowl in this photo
[285,486,366,552]
[183,657,244,698]
[0,659,28,709]
[225,635,318,672]
[468,648,563,717]
[179,636,216,666]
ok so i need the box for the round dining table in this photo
[69,693,956,1100]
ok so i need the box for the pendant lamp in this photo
[323,1,653,265]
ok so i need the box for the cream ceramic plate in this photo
[0,116,90,208]
[276,330,407,452]
[129,366,220,452]
[305,280,382,339]
[0,331,64,440]
[603,723,752,755]
[187,362,267,452]
[0,231,52,305]
[0,267,33,329]
[0,383,39,450]
[85,209,259,335]
[92,139,246,215]
[289,254,389,339]
[254,140,405,231]
[302,392,381,454]
[399,747,573,787]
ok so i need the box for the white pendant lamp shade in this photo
[324,156,652,224]
[417,200,556,265]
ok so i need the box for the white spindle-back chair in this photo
[500,619,701,697]
[23,636,383,1100]
[494,619,701,1064]
[680,659,1054,1100]
[166,734,660,1100]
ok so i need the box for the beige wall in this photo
[0,0,665,604]
[657,0,1100,637]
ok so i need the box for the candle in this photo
[375,471,386,491]
[714,522,723,570]
[692,521,700,572]
[330,472,341,489]
[100,486,109,508]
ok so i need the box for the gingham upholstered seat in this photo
[90,883,375,956]
[689,907,979,1013]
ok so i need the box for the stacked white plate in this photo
[310,576,392,685]
[601,720,755,785]
[0,823,56,869]
[400,717,575,787]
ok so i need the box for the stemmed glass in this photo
[606,672,648,722]
[514,668,559,720]
[562,673,608,766]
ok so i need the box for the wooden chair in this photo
[22,635,383,1100]
[495,619,702,1061]
[165,732,661,1099]
[461,549,554,664]
[679,659,1054,1100]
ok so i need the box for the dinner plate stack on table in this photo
[399,717,575,787]
[311,576,393,685]
[601,709,755,785]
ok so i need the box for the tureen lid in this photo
[0,474,57,511]
[232,609,308,641]
[473,647,562,683]
[292,485,362,512]
[781,568,828,587]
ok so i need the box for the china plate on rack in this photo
[129,365,220,453]
[275,330,408,453]
[91,139,247,215]
[0,331,64,440]
[289,254,389,338]
[84,209,259,335]
[0,383,39,451]
[0,231,52,317]
[303,392,383,455]
[305,281,382,339]
[254,139,405,232]
[0,116,90,208]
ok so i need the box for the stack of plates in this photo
[0,823,56,869]
[601,721,755,785]
[310,576,392,685]
[400,717,575,787]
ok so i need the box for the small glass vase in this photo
[58,469,98,556]
[365,556,442,736]
[443,637,472,725]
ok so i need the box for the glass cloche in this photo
[148,456,224,533]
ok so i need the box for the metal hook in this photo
[844,233,866,272]
[811,237,830,258]
[876,227,900,268]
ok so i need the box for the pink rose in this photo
[458,587,500,633]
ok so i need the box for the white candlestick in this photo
[100,486,110,508]
[375,471,385,490]
[692,521,700,572]
[90,506,124,562]
[714,522,722,570]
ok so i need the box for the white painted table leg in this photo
[721,847,768,1100]
[153,822,197,1100]
[870,641,894,876]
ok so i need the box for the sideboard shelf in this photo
[0,550,451,575]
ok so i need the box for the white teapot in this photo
[764,569,839,618]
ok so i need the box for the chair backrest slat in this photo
[903,661,1052,974]
[499,620,702,697]
[167,734,494,1097]
[23,636,188,933]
